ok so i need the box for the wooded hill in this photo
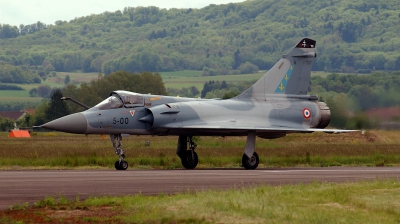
[1,0,400,82]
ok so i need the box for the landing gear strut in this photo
[110,134,128,170]
[177,135,199,169]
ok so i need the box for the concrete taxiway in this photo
[1,167,399,210]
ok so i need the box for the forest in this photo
[1,0,400,83]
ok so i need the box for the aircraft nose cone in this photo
[41,112,87,134]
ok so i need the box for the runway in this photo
[1,167,400,210]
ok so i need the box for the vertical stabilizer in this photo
[236,38,316,100]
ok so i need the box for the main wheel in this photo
[181,151,198,169]
[115,160,129,170]
[242,152,259,170]
[120,160,128,170]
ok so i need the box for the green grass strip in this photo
[4,179,400,223]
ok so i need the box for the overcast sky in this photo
[0,0,245,26]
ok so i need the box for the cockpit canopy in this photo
[114,91,143,108]
[93,91,144,110]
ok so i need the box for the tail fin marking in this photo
[235,38,316,100]
[274,64,294,93]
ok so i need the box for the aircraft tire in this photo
[120,160,129,170]
[115,160,129,170]
[242,152,259,170]
[181,151,198,169]
[115,161,121,170]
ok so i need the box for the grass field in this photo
[159,70,203,78]
[310,70,336,77]
[0,96,42,103]
[0,79,64,103]
[1,130,399,223]
[2,179,400,223]
[1,130,400,169]
[48,72,100,84]
[0,72,99,105]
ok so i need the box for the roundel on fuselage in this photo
[303,108,311,119]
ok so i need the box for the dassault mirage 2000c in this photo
[39,38,355,170]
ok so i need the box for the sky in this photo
[0,0,245,26]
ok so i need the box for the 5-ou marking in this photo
[303,108,311,119]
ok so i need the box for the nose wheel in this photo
[110,134,129,170]
[115,160,128,170]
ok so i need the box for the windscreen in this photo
[94,96,123,110]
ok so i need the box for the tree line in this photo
[0,0,399,81]
[311,71,400,111]
[309,72,400,129]
[0,22,48,39]
[0,64,41,83]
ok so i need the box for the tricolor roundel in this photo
[303,108,311,119]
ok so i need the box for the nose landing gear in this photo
[110,134,128,170]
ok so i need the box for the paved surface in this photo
[1,167,400,210]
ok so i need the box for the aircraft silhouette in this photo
[39,38,355,170]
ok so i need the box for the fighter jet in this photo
[39,38,355,170]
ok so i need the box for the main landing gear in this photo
[242,152,259,170]
[110,134,128,170]
[176,135,199,169]
[242,132,259,170]
[175,133,260,170]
